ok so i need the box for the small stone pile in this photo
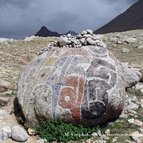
[38,29,105,55]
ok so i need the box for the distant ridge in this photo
[35,26,60,37]
[64,30,77,36]
[35,26,78,37]
[94,0,143,34]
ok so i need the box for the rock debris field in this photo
[0,29,143,143]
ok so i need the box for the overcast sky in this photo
[0,0,137,39]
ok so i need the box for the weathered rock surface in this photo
[17,30,125,127]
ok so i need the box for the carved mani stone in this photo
[17,45,125,127]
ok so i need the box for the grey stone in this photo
[11,126,29,142]
[0,79,11,92]
[0,126,11,141]
[122,63,141,87]
[122,48,129,53]
[126,101,139,111]
[57,36,70,47]
[86,29,93,35]
[86,38,96,45]
[135,82,143,96]
[130,131,143,141]
[137,45,143,49]
[124,37,136,44]
[133,119,143,127]
[128,118,134,124]
[81,30,87,35]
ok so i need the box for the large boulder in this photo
[17,30,125,127]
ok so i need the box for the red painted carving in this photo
[58,76,85,123]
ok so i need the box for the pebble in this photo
[11,125,29,142]
[27,128,36,135]
[122,48,130,53]
[137,45,143,49]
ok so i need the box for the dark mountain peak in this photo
[94,0,143,34]
[35,26,60,37]
[64,30,77,36]
[40,26,48,31]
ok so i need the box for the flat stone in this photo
[11,126,29,142]
[126,102,139,111]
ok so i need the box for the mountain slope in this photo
[35,26,60,37]
[94,0,143,34]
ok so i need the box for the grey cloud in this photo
[0,0,138,39]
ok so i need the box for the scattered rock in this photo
[57,36,70,47]
[0,79,11,92]
[119,112,128,119]
[124,37,136,44]
[128,118,134,124]
[85,138,92,143]
[129,96,137,102]
[0,126,11,141]
[126,101,139,111]
[86,29,93,35]
[0,109,8,120]
[81,30,87,35]
[91,132,98,137]
[122,63,142,87]
[137,44,143,49]
[86,38,96,45]
[122,48,130,53]
[130,131,140,141]
[133,119,143,127]
[130,131,143,142]
[135,82,143,95]
[105,129,110,135]
[11,126,29,142]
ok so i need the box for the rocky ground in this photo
[0,30,143,143]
